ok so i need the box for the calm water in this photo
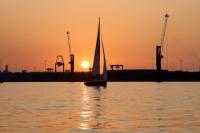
[0,82,200,133]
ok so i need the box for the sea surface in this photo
[0,82,200,133]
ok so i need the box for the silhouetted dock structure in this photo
[1,70,200,82]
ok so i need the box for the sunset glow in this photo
[0,1,200,72]
[81,60,89,69]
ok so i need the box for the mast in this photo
[91,17,101,76]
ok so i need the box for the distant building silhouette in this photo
[3,65,8,73]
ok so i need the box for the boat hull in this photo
[84,80,107,86]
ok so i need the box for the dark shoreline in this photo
[1,69,200,82]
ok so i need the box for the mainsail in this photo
[91,18,101,77]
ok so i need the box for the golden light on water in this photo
[80,87,91,130]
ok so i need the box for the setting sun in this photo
[81,60,89,69]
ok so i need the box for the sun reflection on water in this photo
[79,86,92,130]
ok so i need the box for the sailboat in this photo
[84,18,107,86]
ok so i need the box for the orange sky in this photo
[0,0,200,72]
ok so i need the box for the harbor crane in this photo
[55,55,65,72]
[156,14,169,71]
[66,32,75,73]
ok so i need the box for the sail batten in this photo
[91,18,101,77]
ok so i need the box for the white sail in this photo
[84,17,107,86]
[91,18,100,77]
[102,38,107,81]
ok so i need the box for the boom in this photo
[66,32,75,73]
[160,14,169,53]
[67,32,72,57]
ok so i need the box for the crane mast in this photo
[66,32,75,73]
[156,14,169,71]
